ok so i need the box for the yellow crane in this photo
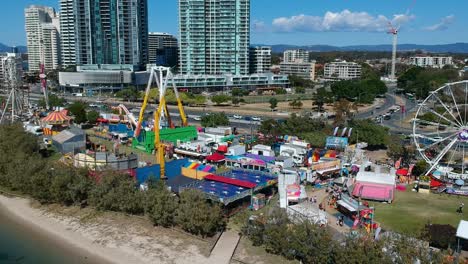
[135,66,188,178]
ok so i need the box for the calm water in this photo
[0,208,100,264]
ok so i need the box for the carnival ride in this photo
[135,66,189,177]
[111,104,138,128]
[412,80,468,181]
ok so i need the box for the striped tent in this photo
[41,111,71,125]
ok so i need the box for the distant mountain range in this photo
[259,43,468,54]
[2,42,468,54]
[0,43,27,53]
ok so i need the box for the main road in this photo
[27,84,417,133]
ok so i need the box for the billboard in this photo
[326,136,349,149]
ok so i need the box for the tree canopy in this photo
[116,88,140,101]
[397,67,459,99]
[175,189,225,237]
[67,101,88,124]
[331,79,387,104]
[201,112,229,127]
[348,119,390,148]
[39,94,66,109]
[269,98,278,111]
[289,75,314,88]
[211,94,231,105]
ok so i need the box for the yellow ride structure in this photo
[135,66,188,178]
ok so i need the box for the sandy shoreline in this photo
[0,195,145,264]
[0,194,213,264]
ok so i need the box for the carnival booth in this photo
[52,127,86,154]
[41,110,71,135]
[351,169,396,203]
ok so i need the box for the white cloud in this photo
[254,10,414,33]
[424,15,455,31]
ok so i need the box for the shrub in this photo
[145,181,178,227]
[175,189,225,237]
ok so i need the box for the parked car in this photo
[233,114,243,119]
[252,116,262,121]
[193,115,201,121]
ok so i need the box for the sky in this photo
[1,0,467,46]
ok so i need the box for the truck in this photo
[227,145,246,156]
[110,132,129,144]
[279,143,308,166]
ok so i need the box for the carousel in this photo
[41,110,72,135]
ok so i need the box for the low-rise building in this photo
[409,56,453,68]
[280,61,316,81]
[59,64,289,92]
[324,61,361,81]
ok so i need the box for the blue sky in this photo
[2,0,466,46]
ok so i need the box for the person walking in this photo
[458,202,464,214]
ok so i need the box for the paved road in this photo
[29,93,262,130]
[28,86,421,134]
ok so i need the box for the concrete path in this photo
[208,230,240,264]
[306,188,351,234]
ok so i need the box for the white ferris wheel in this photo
[413,80,468,181]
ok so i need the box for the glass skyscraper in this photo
[73,0,148,66]
[178,0,250,75]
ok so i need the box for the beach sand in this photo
[0,195,140,264]
[0,195,211,264]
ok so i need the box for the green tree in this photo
[289,99,303,109]
[175,189,225,237]
[271,53,281,65]
[290,221,335,264]
[312,87,333,112]
[201,112,229,127]
[211,94,231,105]
[289,75,313,88]
[295,87,305,94]
[349,119,390,148]
[67,101,87,124]
[24,72,39,84]
[412,160,428,176]
[387,135,416,166]
[39,94,66,108]
[231,97,240,106]
[89,171,145,215]
[332,236,392,264]
[116,88,139,101]
[333,99,357,125]
[231,88,248,97]
[397,67,459,99]
[269,97,278,111]
[87,110,100,124]
[145,181,178,227]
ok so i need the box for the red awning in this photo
[206,152,225,162]
[204,174,256,188]
[396,168,409,176]
[217,145,228,153]
[430,179,444,188]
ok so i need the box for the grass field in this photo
[369,189,468,236]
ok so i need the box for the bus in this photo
[405,93,415,101]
